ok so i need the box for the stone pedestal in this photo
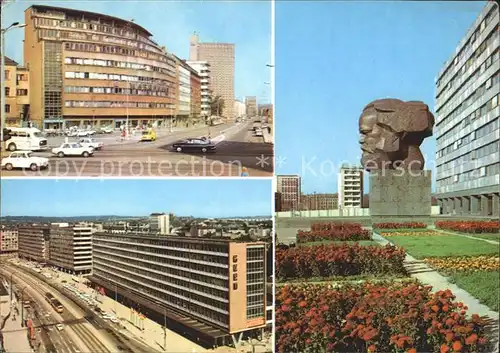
[369,170,432,222]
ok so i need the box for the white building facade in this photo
[435,2,499,217]
[338,165,364,209]
[187,61,211,117]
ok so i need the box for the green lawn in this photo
[387,235,499,258]
[448,270,500,312]
[466,234,500,242]
[298,240,379,247]
[374,228,430,233]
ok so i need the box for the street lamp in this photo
[1,21,26,143]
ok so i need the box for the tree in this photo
[209,95,225,116]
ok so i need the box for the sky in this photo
[275,0,487,194]
[1,179,272,217]
[3,0,272,103]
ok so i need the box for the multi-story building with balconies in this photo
[23,5,183,130]
[301,193,338,211]
[48,224,93,274]
[186,60,211,118]
[338,165,364,208]
[91,233,267,346]
[17,225,50,263]
[435,2,499,217]
[0,227,19,254]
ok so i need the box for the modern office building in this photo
[4,56,30,127]
[23,5,187,130]
[17,225,50,263]
[48,224,93,274]
[175,57,191,121]
[435,2,499,217]
[338,165,364,208]
[91,233,267,346]
[301,193,338,211]
[149,213,170,235]
[0,227,19,254]
[186,60,211,117]
[276,175,301,211]
[245,96,257,118]
[189,33,234,120]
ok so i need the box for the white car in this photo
[56,324,64,331]
[79,138,103,150]
[101,127,114,134]
[77,130,96,137]
[52,143,94,158]
[1,151,49,171]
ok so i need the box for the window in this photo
[5,104,10,113]
[479,167,486,177]
[16,89,28,96]
[491,95,498,109]
[5,87,10,96]
[4,70,9,80]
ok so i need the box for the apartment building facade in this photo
[435,2,499,217]
[91,234,266,346]
[276,175,301,211]
[4,57,30,127]
[234,100,246,118]
[176,58,191,120]
[0,227,19,254]
[338,165,364,208]
[23,5,192,130]
[245,96,257,118]
[190,34,234,120]
[186,61,211,117]
[48,224,93,274]
[17,225,50,263]
[301,193,338,211]
[149,213,170,235]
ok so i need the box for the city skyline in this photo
[275,1,487,194]
[1,179,272,217]
[3,0,272,102]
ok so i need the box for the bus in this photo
[50,298,64,313]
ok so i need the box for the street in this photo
[0,121,273,177]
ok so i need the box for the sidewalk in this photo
[0,301,33,353]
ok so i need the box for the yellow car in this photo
[140,129,156,141]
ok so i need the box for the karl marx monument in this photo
[359,98,435,220]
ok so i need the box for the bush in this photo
[276,282,490,353]
[299,223,371,242]
[276,243,407,280]
[435,221,500,234]
[374,222,427,229]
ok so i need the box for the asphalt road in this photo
[1,122,273,177]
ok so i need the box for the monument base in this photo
[369,170,432,224]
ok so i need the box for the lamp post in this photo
[1,21,27,143]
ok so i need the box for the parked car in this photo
[79,138,103,150]
[140,129,157,141]
[171,138,216,153]
[1,151,49,171]
[76,130,96,137]
[100,126,114,134]
[56,324,64,331]
[4,127,48,152]
[52,143,94,158]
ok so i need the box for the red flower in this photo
[445,333,454,342]
[431,305,440,312]
[298,301,307,308]
[465,334,478,345]
[367,344,376,352]
[408,349,417,353]
[440,344,450,353]
[452,341,462,352]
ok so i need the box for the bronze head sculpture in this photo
[359,98,434,172]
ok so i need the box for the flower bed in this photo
[424,256,500,272]
[299,223,371,242]
[435,221,500,234]
[276,243,407,280]
[373,222,427,229]
[380,231,443,237]
[276,282,490,353]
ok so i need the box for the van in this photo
[140,129,156,141]
[5,128,48,152]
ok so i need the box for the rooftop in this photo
[28,4,153,37]
[4,56,18,66]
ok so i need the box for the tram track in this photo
[6,265,111,353]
